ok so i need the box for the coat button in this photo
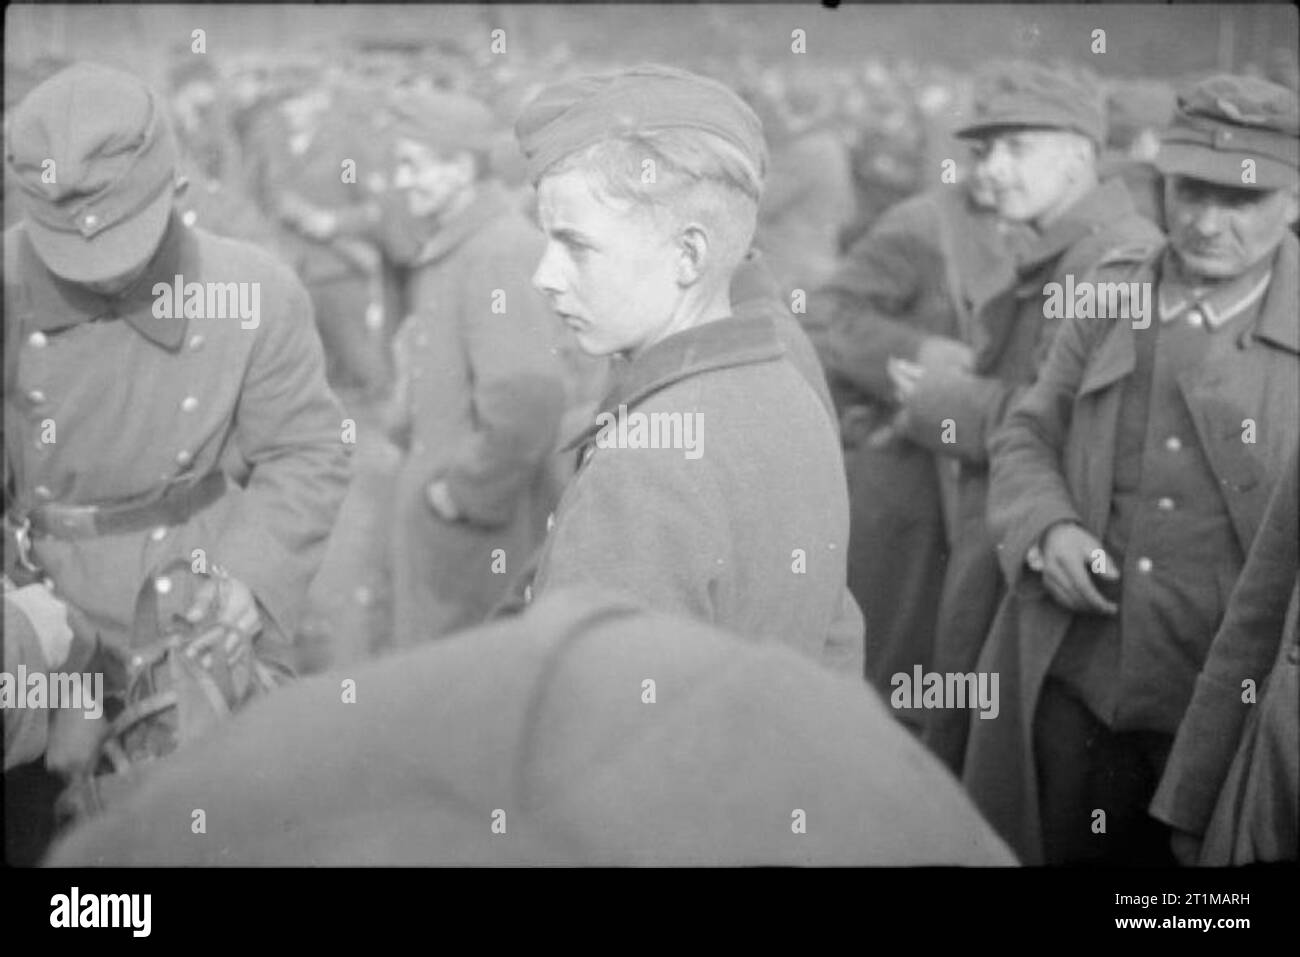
[150,525,169,542]
[1164,436,1183,452]
[1157,496,1175,511]
[27,389,46,404]
[34,485,53,499]
[1136,557,1154,574]
[1186,309,1203,328]
[28,330,48,348]
[175,449,193,466]
[189,334,206,351]
[181,396,199,413]
[182,209,198,228]
[154,576,173,595]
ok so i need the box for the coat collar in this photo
[1079,231,1300,397]
[1011,178,1138,276]
[412,182,514,268]
[1158,251,1273,330]
[562,315,786,451]
[17,213,191,351]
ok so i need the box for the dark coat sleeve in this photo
[214,266,353,637]
[897,371,1021,465]
[818,201,940,403]
[986,312,1105,587]
[440,240,566,528]
[1150,448,1300,835]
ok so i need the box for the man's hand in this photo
[886,356,924,404]
[1039,522,1120,615]
[185,572,262,654]
[915,336,975,376]
[426,480,461,522]
[1170,828,1202,866]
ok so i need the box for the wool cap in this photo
[6,62,178,283]
[1155,73,1299,190]
[515,64,767,184]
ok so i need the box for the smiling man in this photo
[380,89,568,646]
[965,74,1300,865]
[886,60,1163,773]
[508,65,864,676]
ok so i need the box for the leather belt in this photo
[24,471,227,541]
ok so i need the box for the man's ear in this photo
[677,222,710,286]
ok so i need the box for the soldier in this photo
[382,90,567,646]
[509,65,864,675]
[965,75,1300,865]
[816,166,1021,727]
[883,61,1163,772]
[1152,447,1297,865]
[242,74,392,399]
[3,63,351,817]
[46,587,1013,866]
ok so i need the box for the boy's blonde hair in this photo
[545,127,765,276]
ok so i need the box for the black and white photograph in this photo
[2,0,1296,926]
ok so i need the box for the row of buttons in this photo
[27,329,207,351]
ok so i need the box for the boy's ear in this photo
[678,223,710,285]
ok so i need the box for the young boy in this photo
[511,65,863,676]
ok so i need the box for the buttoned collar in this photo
[1157,250,1274,330]
[562,314,786,452]
[18,213,190,350]
[412,182,514,268]
[1011,178,1139,276]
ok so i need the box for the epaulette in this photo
[1092,238,1165,271]
[1083,238,1165,285]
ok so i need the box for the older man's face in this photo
[971,129,1089,225]
[533,168,681,358]
[1165,175,1299,280]
[392,138,473,220]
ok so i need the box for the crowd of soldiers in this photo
[3,35,1298,868]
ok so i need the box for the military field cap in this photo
[514,64,768,184]
[955,60,1106,147]
[386,88,498,155]
[1155,74,1299,190]
[6,62,177,283]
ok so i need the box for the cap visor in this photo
[1155,142,1297,190]
[25,187,174,285]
